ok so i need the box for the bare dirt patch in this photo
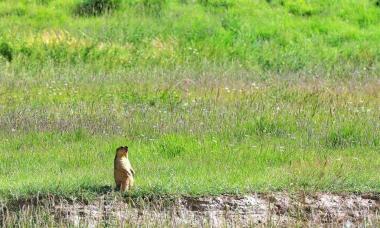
[43,192,380,226]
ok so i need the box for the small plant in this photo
[221,15,241,34]
[325,124,362,148]
[198,0,233,9]
[244,116,288,137]
[141,0,167,17]
[0,42,13,62]
[74,0,121,16]
[283,0,318,17]
[198,0,208,5]
[36,0,52,5]
[159,142,184,158]
[157,136,185,158]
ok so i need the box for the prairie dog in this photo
[114,146,135,192]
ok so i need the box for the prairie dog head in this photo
[116,146,129,158]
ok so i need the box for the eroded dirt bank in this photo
[2,192,380,226]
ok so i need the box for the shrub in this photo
[0,42,13,62]
[74,0,121,16]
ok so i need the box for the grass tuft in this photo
[0,42,12,62]
[74,0,121,16]
[157,136,186,158]
[140,0,167,16]
[325,124,363,148]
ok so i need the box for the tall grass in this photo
[0,66,379,201]
[74,0,121,16]
[0,0,379,77]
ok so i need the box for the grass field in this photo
[0,0,380,204]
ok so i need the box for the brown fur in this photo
[114,146,135,192]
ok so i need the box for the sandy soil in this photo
[46,192,380,226]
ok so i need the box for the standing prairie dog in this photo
[114,146,135,192]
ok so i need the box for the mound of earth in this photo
[46,192,380,226]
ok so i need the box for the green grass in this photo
[1,66,379,201]
[0,0,379,77]
[0,0,380,202]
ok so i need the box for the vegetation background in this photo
[0,0,379,202]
